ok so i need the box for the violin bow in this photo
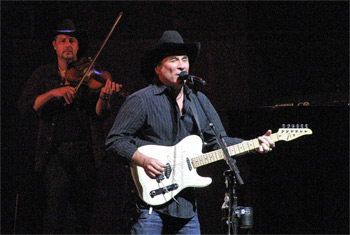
[75,12,123,92]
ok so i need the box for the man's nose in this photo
[65,43,73,49]
[178,61,185,70]
[64,41,73,47]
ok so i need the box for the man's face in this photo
[52,34,79,62]
[155,55,189,89]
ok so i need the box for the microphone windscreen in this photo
[179,71,188,79]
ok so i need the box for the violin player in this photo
[18,19,122,233]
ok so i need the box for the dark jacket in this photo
[18,63,108,172]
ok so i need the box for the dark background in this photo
[1,1,349,234]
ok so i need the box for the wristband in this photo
[99,95,110,101]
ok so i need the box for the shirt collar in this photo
[151,83,168,96]
[151,83,193,101]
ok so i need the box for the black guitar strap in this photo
[189,101,207,146]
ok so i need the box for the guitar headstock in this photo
[277,124,313,141]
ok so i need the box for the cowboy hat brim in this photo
[141,39,200,83]
[51,19,89,57]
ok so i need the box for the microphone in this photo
[179,71,207,86]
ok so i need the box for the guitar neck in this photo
[191,133,280,168]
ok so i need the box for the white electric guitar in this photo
[131,126,313,206]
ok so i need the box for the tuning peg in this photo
[291,124,295,128]
[287,124,290,128]
[296,124,300,128]
[282,124,285,128]
[305,124,308,128]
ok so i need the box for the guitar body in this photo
[130,127,312,206]
[131,135,212,206]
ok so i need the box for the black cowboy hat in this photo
[52,19,89,57]
[141,30,201,83]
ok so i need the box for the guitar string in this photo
[167,142,253,169]
[159,181,180,205]
[156,131,303,169]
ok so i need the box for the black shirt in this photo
[106,82,243,218]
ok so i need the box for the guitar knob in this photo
[156,174,165,183]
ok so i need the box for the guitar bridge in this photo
[150,184,179,198]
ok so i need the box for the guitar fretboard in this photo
[191,133,280,168]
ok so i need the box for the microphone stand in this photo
[190,84,244,235]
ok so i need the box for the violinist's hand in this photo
[256,130,275,153]
[51,86,76,104]
[100,79,123,100]
[34,86,76,111]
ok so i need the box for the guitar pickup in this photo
[150,184,179,198]
[164,163,171,178]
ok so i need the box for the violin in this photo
[67,12,123,93]
[65,57,112,90]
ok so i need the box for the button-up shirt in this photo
[106,82,243,218]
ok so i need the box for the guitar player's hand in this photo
[257,129,275,153]
[131,150,167,179]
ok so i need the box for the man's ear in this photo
[52,40,57,51]
[154,65,160,75]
